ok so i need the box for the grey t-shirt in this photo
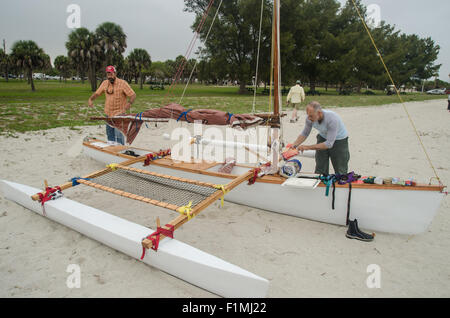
[300,110,348,148]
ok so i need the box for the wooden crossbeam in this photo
[76,179,180,211]
[30,155,147,201]
[116,165,219,189]
[142,170,254,250]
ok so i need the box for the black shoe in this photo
[346,219,375,242]
[354,219,375,238]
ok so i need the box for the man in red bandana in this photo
[88,65,136,145]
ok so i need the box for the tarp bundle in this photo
[107,103,264,144]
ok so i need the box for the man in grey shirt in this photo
[290,101,350,175]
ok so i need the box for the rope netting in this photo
[89,168,218,209]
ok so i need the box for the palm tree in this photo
[10,40,46,91]
[122,56,135,82]
[128,48,151,89]
[0,48,9,82]
[54,55,70,82]
[66,28,103,91]
[95,22,127,71]
[66,28,90,83]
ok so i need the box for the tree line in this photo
[185,0,442,93]
[0,0,443,94]
[0,21,197,92]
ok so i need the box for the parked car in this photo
[426,88,446,95]
[33,73,44,80]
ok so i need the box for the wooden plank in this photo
[30,155,147,201]
[116,165,219,189]
[76,179,181,212]
[142,170,254,250]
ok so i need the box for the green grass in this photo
[0,79,445,135]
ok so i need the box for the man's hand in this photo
[286,143,296,150]
[297,145,309,152]
[88,99,94,108]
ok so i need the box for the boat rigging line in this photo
[350,0,443,186]
[251,0,265,114]
[179,0,224,105]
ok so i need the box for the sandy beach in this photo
[0,98,449,297]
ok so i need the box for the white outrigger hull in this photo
[83,143,445,235]
[0,180,269,298]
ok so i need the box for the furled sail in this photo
[99,103,264,144]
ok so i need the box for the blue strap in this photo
[226,112,233,123]
[71,177,92,186]
[133,112,148,132]
[177,109,192,123]
[320,175,335,196]
[287,159,302,171]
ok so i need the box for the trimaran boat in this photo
[1,0,446,297]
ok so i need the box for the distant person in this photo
[448,93,450,112]
[290,101,349,175]
[88,65,136,145]
[286,80,306,123]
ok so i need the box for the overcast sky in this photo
[0,0,448,81]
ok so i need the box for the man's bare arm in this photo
[291,134,307,148]
[88,92,101,107]
[124,93,136,112]
[297,142,328,152]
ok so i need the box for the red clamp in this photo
[143,149,171,166]
[37,186,62,216]
[140,224,175,259]
[248,168,261,185]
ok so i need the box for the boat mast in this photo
[267,0,281,171]
[272,0,281,117]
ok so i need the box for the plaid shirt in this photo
[96,78,135,117]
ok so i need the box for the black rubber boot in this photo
[354,219,375,239]
[346,219,375,242]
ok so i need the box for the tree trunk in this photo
[4,63,8,82]
[139,67,143,90]
[80,67,85,84]
[89,63,97,92]
[238,80,246,94]
[309,79,316,92]
[29,69,35,91]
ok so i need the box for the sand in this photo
[0,98,449,297]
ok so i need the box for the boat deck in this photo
[83,138,445,192]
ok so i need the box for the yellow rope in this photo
[213,184,229,207]
[177,201,193,220]
[106,163,119,171]
[350,0,442,185]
